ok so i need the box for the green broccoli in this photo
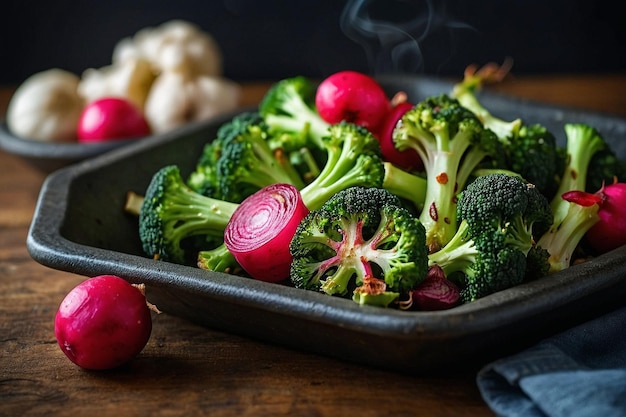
[381,161,427,212]
[186,138,222,198]
[298,121,385,210]
[452,70,564,198]
[187,111,262,198]
[187,111,305,203]
[451,67,523,141]
[392,94,502,252]
[139,165,239,265]
[586,145,626,193]
[548,123,606,227]
[259,75,330,152]
[290,186,428,307]
[535,123,607,273]
[258,76,331,182]
[197,243,243,275]
[215,117,305,203]
[428,173,553,303]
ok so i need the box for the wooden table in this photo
[2,74,626,417]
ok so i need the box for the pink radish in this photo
[224,183,309,282]
[377,100,423,172]
[77,97,151,142]
[315,70,391,133]
[54,275,152,370]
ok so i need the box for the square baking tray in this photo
[27,76,626,373]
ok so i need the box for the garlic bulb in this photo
[6,69,85,142]
[112,20,223,78]
[144,72,239,133]
[78,57,156,109]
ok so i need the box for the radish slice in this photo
[411,265,460,310]
[224,183,309,282]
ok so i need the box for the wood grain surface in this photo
[2,74,626,417]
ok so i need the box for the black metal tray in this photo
[0,121,141,173]
[26,76,626,373]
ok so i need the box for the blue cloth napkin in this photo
[477,305,626,417]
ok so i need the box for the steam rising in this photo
[340,0,473,75]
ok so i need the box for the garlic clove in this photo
[144,72,239,133]
[6,69,85,142]
[78,57,156,109]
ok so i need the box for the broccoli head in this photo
[259,75,330,152]
[187,111,305,203]
[428,173,553,303]
[500,124,565,199]
[393,94,502,252]
[187,111,263,198]
[290,186,428,307]
[299,121,387,210]
[139,165,239,265]
[216,118,305,203]
[451,66,565,198]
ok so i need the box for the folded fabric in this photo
[477,305,626,417]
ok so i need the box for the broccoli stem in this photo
[197,243,241,274]
[381,162,427,211]
[453,84,523,141]
[427,220,477,276]
[420,148,465,252]
[451,62,522,141]
[264,98,329,150]
[536,202,600,273]
[300,155,377,210]
[551,124,605,225]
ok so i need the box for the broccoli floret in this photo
[187,111,305,203]
[197,243,242,275]
[428,173,553,303]
[187,111,261,198]
[452,70,564,198]
[502,124,565,199]
[139,165,239,265]
[381,161,427,212]
[290,186,428,307]
[187,139,222,198]
[216,117,305,203]
[549,123,606,227]
[298,121,387,210]
[535,124,608,273]
[259,75,330,153]
[587,145,626,193]
[536,192,601,273]
[451,67,523,141]
[393,94,502,252]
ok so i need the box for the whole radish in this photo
[224,183,309,282]
[54,275,153,370]
[315,70,391,133]
[77,97,151,142]
[585,182,626,253]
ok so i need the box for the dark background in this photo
[1,0,625,85]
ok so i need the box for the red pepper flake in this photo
[562,190,603,207]
[429,202,438,221]
[436,172,448,184]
